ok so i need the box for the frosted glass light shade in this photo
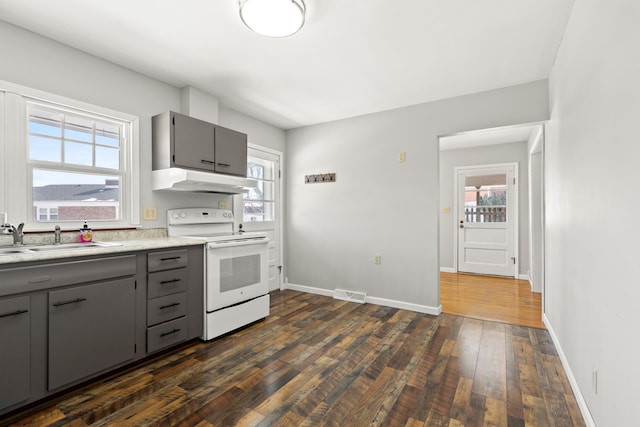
[239,0,306,37]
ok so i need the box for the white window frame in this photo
[0,81,140,231]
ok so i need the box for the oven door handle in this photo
[206,239,269,249]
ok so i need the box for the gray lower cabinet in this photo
[146,248,194,353]
[0,295,31,410]
[48,277,136,390]
[0,244,203,416]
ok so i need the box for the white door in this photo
[234,145,282,291]
[457,164,518,277]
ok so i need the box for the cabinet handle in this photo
[200,159,215,165]
[160,278,181,285]
[159,302,181,310]
[217,162,230,167]
[160,256,181,262]
[160,328,181,337]
[0,309,28,318]
[53,297,87,307]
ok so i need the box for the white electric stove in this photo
[167,208,270,341]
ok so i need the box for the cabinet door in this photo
[172,112,216,172]
[214,125,247,176]
[0,296,30,410]
[48,278,135,390]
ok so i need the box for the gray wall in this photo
[286,81,549,312]
[439,142,529,276]
[545,0,640,425]
[0,21,285,228]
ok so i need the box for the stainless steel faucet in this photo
[10,222,25,246]
[54,225,61,244]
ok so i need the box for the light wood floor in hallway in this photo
[3,290,584,426]
[440,272,545,329]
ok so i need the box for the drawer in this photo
[147,292,187,326]
[148,268,188,299]
[147,316,188,353]
[147,249,188,273]
[0,255,137,296]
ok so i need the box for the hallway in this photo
[440,272,544,329]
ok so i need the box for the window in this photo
[243,156,276,222]
[0,83,139,230]
[464,173,507,223]
[27,103,128,223]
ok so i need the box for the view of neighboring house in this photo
[32,180,119,221]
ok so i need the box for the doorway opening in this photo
[439,123,545,326]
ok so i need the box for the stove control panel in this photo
[167,208,234,225]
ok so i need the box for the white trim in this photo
[440,267,456,273]
[284,282,442,316]
[284,282,333,297]
[543,314,596,427]
[518,274,530,281]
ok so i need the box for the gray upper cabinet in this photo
[152,111,247,177]
[214,125,247,176]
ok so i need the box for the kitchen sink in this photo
[27,242,121,251]
[0,241,122,255]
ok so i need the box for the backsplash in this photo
[0,228,167,246]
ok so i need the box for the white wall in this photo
[286,81,549,312]
[0,21,285,228]
[545,0,640,425]
[439,142,530,276]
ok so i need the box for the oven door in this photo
[205,240,268,312]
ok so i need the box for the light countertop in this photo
[0,237,204,266]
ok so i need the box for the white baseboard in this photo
[518,273,530,281]
[284,283,442,316]
[543,314,596,427]
[440,267,456,273]
[284,282,333,297]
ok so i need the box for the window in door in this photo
[243,156,275,222]
[463,173,507,223]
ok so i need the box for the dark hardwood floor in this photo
[2,290,584,426]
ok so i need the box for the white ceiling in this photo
[0,0,575,130]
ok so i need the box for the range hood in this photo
[152,168,257,194]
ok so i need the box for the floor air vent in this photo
[333,289,366,304]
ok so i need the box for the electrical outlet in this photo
[143,207,157,221]
[592,368,598,394]
[374,255,381,265]
[398,151,406,163]
[443,206,450,213]
[218,201,229,209]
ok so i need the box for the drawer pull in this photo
[53,297,87,307]
[160,328,181,337]
[159,302,181,310]
[217,162,231,167]
[0,309,28,318]
[160,278,181,285]
[159,256,181,262]
[200,159,215,165]
[29,275,51,283]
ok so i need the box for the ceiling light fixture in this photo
[239,0,306,38]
